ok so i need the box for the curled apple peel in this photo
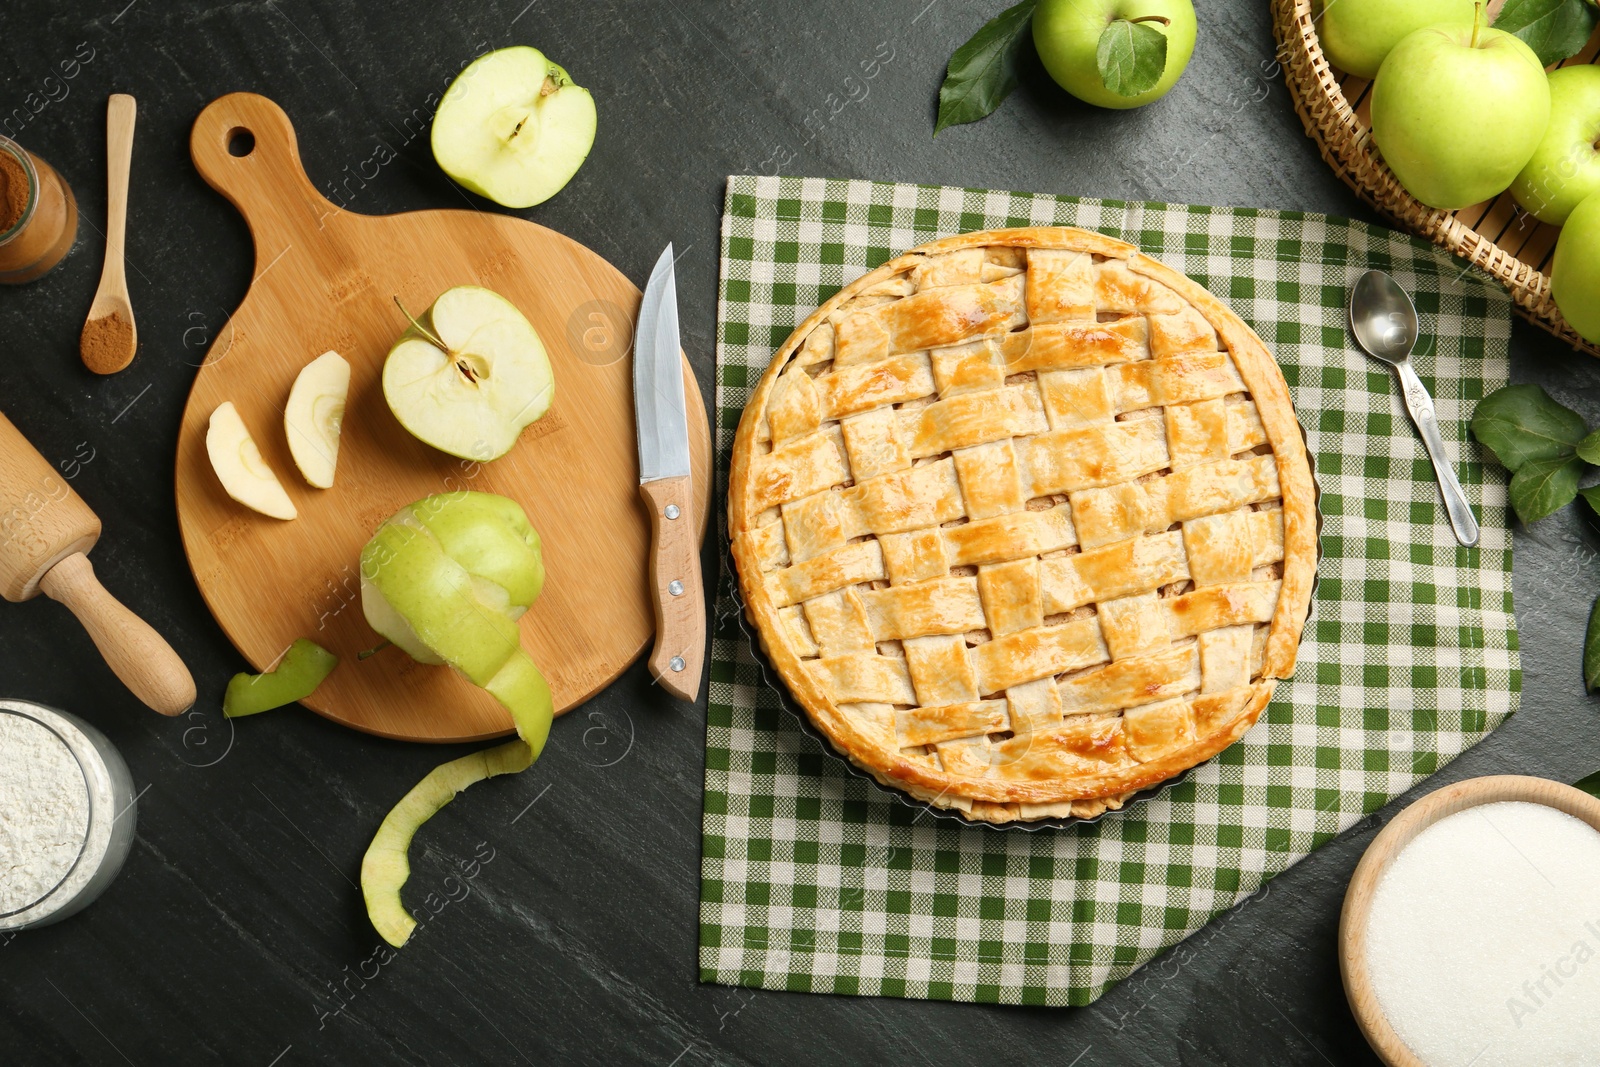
[358,491,552,947]
[223,638,338,718]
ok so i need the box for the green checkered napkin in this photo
[699,175,1520,1007]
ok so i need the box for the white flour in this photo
[0,712,91,914]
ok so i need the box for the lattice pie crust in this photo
[728,228,1316,824]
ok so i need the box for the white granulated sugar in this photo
[0,712,91,914]
[1365,800,1600,1067]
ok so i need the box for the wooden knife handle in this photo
[39,553,196,716]
[639,477,704,701]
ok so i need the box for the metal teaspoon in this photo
[1347,269,1479,547]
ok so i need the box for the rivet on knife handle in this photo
[640,477,704,700]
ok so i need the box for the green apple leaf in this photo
[1581,484,1600,517]
[1509,454,1585,522]
[1577,768,1600,798]
[1096,18,1169,98]
[1578,429,1600,465]
[1586,593,1600,692]
[934,0,1038,136]
[1469,384,1588,471]
[1493,0,1599,66]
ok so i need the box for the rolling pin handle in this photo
[38,552,197,716]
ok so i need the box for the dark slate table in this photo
[0,2,1592,1063]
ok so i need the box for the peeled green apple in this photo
[1512,66,1600,226]
[284,350,350,489]
[1312,0,1476,80]
[1370,22,1550,211]
[1551,192,1600,342]
[383,286,554,462]
[358,491,552,947]
[432,46,597,208]
[1032,0,1197,110]
[207,401,296,521]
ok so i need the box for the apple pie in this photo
[727,227,1316,824]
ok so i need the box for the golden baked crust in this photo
[728,228,1316,824]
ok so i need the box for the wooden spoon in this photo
[80,94,137,375]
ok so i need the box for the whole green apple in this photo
[1312,0,1477,80]
[1032,0,1197,110]
[1552,192,1600,342]
[1512,66,1600,226]
[1370,23,1550,211]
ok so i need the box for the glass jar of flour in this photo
[0,699,137,929]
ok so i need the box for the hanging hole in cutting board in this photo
[226,128,255,158]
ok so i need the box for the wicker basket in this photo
[1270,0,1600,357]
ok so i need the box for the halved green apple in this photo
[383,286,554,461]
[284,350,350,489]
[206,401,296,520]
[431,45,597,209]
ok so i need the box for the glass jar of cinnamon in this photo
[0,136,77,284]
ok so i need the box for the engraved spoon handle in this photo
[1394,359,1480,547]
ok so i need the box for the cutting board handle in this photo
[191,93,343,260]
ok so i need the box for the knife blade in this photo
[633,244,704,700]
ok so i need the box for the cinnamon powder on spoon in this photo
[80,313,134,373]
[0,151,29,233]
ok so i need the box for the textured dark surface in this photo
[0,2,1593,1064]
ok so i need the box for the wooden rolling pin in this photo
[0,409,195,715]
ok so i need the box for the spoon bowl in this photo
[1348,269,1419,366]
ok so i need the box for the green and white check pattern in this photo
[700,175,1520,1006]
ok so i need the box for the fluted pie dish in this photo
[727,227,1317,825]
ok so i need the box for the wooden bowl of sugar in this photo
[1341,775,1600,1067]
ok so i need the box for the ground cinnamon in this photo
[0,150,28,233]
[0,143,75,284]
[80,312,134,373]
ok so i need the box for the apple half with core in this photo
[284,350,350,489]
[383,286,554,462]
[1512,66,1600,227]
[206,401,296,521]
[359,491,553,947]
[1032,0,1197,110]
[1312,0,1476,80]
[1370,19,1550,211]
[432,46,597,209]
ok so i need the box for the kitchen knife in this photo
[634,244,704,700]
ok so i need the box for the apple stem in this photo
[357,640,392,661]
[392,296,448,352]
[1127,14,1170,26]
[1471,2,1482,48]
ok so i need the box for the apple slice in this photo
[383,286,555,461]
[206,401,297,520]
[431,45,597,208]
[284,350,350,489]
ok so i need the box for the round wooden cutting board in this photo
[176,94,710,742]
